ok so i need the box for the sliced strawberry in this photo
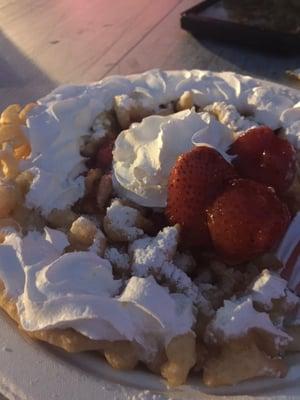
[96,138,115,170]
[207,178,291,265]
[166,146,238,247]
[228,126,296,194]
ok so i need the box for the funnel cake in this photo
[0,70,299,388]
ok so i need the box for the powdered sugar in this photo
[105,199,144,241]
[129,391,174,400]
[129,226,212,314]
[250,269,299,310]
[129,226,179,277]
[206,297,292,347]
[129,226,179,276]
[104,247,130,271]
[90,111,115,139]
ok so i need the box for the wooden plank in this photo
[0,0,181,83]
[0,29,56,108]
[107,0,300,89]
[0,0,299,111]
[0,0,182,108]
[107,0,209,76]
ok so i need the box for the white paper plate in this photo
[1,74,300,400]
[0,307,300,400]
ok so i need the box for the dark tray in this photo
[180,0,300,53]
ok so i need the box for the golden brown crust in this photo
[161,333,197,386]
[203,338,288,387]
[0,280,120,353]
[0,279,197,386]
[0,97,298,389]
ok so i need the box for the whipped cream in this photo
[22,78,134,216]
[170,71,258,109]
[204,101,258,133]
[44,227,70,253]
[0,230,62,298]
[247,87,294,130]
[0,230,194,360]
[18,69,299,214]
[113,109,234,207]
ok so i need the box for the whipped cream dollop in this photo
[113,109,234,207]
[0,230,194,360]
[21,80,134,216]
[19,69,300,214]
[22,99,94,215]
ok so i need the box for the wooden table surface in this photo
[0,0,300,111]
[0,0,300,399]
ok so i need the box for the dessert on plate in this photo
[0,69,299,388]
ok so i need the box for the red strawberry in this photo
[166,146,238,247]
[228,126,296,194]
[207,178,291,265]
[96,138,115,170]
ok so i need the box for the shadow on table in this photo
[0,31,57,108]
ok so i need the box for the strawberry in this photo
[207,178,291,265]
[96,138,115,170]
[166,146,238,247]
[228,126,296,194]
